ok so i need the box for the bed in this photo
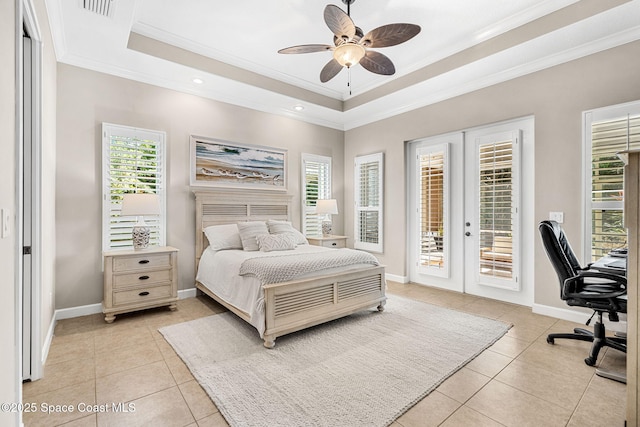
[193,189,386,348]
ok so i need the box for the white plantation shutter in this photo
[418,144,448,272]
[302,154,331,236]
[478,138,516,280]
[589,113,640,260]
[102,123,166,251]
[354,153,383,252]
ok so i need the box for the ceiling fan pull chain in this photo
[348,67,352,95]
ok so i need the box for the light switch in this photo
[549,211,564,224]
[1,208,10,238]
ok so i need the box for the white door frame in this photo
[18,0,43,383]
[407,117,535,307]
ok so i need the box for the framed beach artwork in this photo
[190,135,287,191]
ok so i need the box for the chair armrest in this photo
[563,272,626,300]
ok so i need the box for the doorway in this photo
[408,117,534,306]
[20,1,43,382]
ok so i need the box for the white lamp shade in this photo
[315,199,338,215]
[120,193,161,216]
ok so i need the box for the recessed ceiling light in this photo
[293,105,304,111]
[192,78,204,84]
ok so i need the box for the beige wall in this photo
[1,0,18,425]
[344,40,640,310]
[55,65,345,309]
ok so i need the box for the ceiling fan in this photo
[278,0,421,85]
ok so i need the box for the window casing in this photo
[585,104,640,261]
[302,154,332,237]
[354,152,383,253]
[102,123,167,251]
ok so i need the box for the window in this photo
[417,144,448,274]
[354,152,383,252]
[477,136,517,281]
[102,123,166,251]
[585,103,640,261]
[302,154,331,237]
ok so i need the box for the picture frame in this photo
[190,135,287,191]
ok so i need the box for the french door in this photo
[409,118,531,305]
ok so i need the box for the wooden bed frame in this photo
[193,188,386,348]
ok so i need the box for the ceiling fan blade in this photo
[320,58,343,83]
[360,50,395,76]
[324,4,355,43]
[278,44,333,54]
[360,23,421,48]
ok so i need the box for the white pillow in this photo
[237,221,270,251]
[267,220,308,245]
[256,233,297,252]
[203,224,242,251]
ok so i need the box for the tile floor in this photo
[22,281,627,426]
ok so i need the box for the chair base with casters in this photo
[546,311,626,366]
[538,220,627,369]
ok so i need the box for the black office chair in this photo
[538,220,627,366]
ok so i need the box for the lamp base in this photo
[321,220,332,237]
[132,226,150,249]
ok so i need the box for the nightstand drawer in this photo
[113,284,173,306]
[306,235,347,249]
[112,268,172,289]
[319,239,346,248]
[112,253,172,272]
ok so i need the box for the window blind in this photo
[590,114,640,259]
[478,139,514,278]
[102,123,166,251]
[419,149,445,268]
[354,153,383,252]
[302,154,331,236]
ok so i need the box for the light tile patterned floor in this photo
[23,282,627,426]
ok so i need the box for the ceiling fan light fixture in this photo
[333,43,365,68]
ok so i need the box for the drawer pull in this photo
[138,275,150,280]
[138,291,150,296]
[331,242,337,246]
[138,259,150,264]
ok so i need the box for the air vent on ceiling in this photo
[81,0,115,18]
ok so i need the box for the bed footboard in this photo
[262,265,386,348]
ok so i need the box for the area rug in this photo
[159,296,510,427]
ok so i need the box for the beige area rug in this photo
[160,296,510,427]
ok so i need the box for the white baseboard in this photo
[532,303,627,333]
[41,315,56,369]
[54,288,198,321]
[44,288,200,367]
[179,288,197,299]
[385,273,408,284]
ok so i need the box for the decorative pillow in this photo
[267,219,308,245]
[203,223,242,251]
[237,221,270,251]
[256,233,297,252]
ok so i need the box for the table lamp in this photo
[315,199,338,236]
[120,193,161,249]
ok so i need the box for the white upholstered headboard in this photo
[193,188,293,267]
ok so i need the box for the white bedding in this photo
[196,244,376,337]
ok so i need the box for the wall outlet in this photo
[1,208,9,238]
[549,211,564,223]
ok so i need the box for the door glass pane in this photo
[478,140,513,279]
[419,150,445,268]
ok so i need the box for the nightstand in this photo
[306,235,347,249]
[103,246,179,323]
